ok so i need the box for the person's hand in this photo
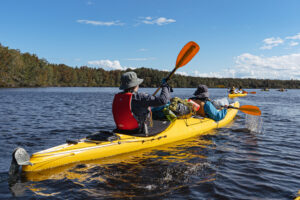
[161,78,167,85]
[161,78,168,87]
[161,78,173,92]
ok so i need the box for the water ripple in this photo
[0,88,299,199]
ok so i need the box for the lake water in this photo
[0,87,299,199]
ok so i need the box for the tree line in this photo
[1,43,299,89]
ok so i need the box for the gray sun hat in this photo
[193,84,209,98]
[119,71,144,90]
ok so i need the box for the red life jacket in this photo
[112,93,139,130]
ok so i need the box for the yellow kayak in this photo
[20,101,239,172]
[228,93,247,98]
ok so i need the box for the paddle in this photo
[250,92,256,94]
[228,105,261,116]
[152,41,200,96]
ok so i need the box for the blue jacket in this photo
[204,101,227,121]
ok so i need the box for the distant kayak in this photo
[277,89,287,92]
[14,102,239,172]
[228,93,247,98]
[261,88,270,91]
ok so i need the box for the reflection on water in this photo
[13,137,216,198]
[1,88,300,199]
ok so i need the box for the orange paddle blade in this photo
[176,41,200,69]
[250,92,256,94]
[239,105,261,116]
[152,41,199,96]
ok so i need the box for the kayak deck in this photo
[22,101,239,172]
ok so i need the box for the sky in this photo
[1,0,300,80]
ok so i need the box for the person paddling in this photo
[112,71,172,135]
[189,84,227,121]
[229,86,236,94]
[238,86,246,94]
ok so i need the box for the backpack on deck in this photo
[151,97,197,121]
[168,97,194,118]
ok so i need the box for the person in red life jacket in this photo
[112,71,172,135]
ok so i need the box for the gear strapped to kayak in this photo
[112,93,139,130]
[168,97,196,118]
[152,97,200,121]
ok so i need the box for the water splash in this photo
[245,114,264,134]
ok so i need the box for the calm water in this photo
[0,87,299,199]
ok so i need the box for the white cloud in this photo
[159,69,188,76]
[193,70,226,78]
[192,32,300,80]
[259,33,300,50]
[140,17,176,26]
[289,41,299,47]
[286,33,300,40]
[175,71,188,76]
[194,53,300,80]
[88,59,127,70]
[77,19,124,26]
[260,37,284,50]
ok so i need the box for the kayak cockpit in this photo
[114,120,172,137]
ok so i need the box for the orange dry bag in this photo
[187,99,200,112]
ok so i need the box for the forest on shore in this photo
[1,43,299,89]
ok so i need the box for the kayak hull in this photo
[228,93,247,98]
[22,102,239,172]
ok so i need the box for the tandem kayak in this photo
[228,93,247,98]
[15,102,239,172]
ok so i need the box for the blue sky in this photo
[1,0,300,80]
